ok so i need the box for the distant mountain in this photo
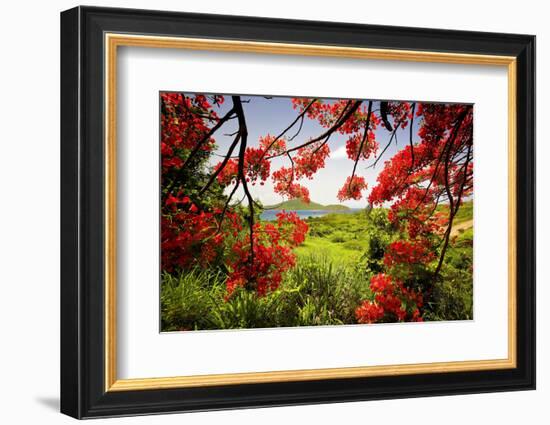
[264,199,350,211]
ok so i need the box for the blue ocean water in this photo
[260,209,362,221]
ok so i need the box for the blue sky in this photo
[198,94,418,208]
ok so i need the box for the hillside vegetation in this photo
[265,199,350,211]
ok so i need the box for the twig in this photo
[409,102,416,168]
[349,101,373,191]
[267,100,362,159]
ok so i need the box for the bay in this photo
[260,209,362,221]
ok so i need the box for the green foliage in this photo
[160,255,372,331]
[425,267,474,321]
[264,199,350,211]
[424,224,474,321]
[161,206,474,331]
[453,200,474,224]
[296,209,394,274]
[280,255,372,326]
[329,231,348,243]
[160,269,226,331]
[436,200,473,225]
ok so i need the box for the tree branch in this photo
[409,102,416,169]
[165,106,236,195]
[232,96,256,267]
[216,181,240,232]
[349,100,373,191]
[267,100,362,159]
[432,108,473,281]
[259,98,318,161]
[367,123,400,169]
[411,107,471,215]
[198,132,241,196]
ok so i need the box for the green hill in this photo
[436,200,473,225]
[264,199,350,211]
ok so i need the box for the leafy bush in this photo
[424,267,473,321]
[307,222,333,237]
[329,231,348,243]
[423,229,474,321]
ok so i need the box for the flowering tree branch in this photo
[166,106,237,195]
[232,95,256,267]
[349,100,373,191]
[267,100,362,159]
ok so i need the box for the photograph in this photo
[160,92,474,331]
[57,4,536,419]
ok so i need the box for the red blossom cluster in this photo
[294,142,331,179]
[383,239,436,269]
[345,132,379,161]
[225,212,308,297]
[271,167,311,203]
[292,98,381,134]
[160,93,221,173]
[292,98,380,137]
[215,160,239,186]
[259,134,287,156]
[276,211,309,245]
[355,273,423,324]
[243,147,271,184]
[385,187,443,239]
[382,101,413,130]
[214,146,271,186]
[337,176,368,201]
[161,194,236,271]
[291,97,340,126]
[355,300,385,323]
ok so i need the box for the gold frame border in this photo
[104,33,518,392]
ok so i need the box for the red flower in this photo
[271,167,311,203]
[355,301,384,324]
[337,176,368,201]
[355,273,424,324]
[383,239,436,268]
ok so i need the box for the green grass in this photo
[454,200,473,224]
[296,235,364,264]
[161,268,227,331]
[438,200,473,225]
[161,256,372,331]
[296,214,369,264]
[295,209,392,266]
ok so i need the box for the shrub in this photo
[329,231,348,243]
[343,240,364,251]
[424,267,473,321]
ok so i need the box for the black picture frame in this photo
[61,5,536,419]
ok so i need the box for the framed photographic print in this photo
[60,6,536,419]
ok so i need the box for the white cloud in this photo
[330,145,347,159]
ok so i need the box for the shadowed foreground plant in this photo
[161,255,373,331]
